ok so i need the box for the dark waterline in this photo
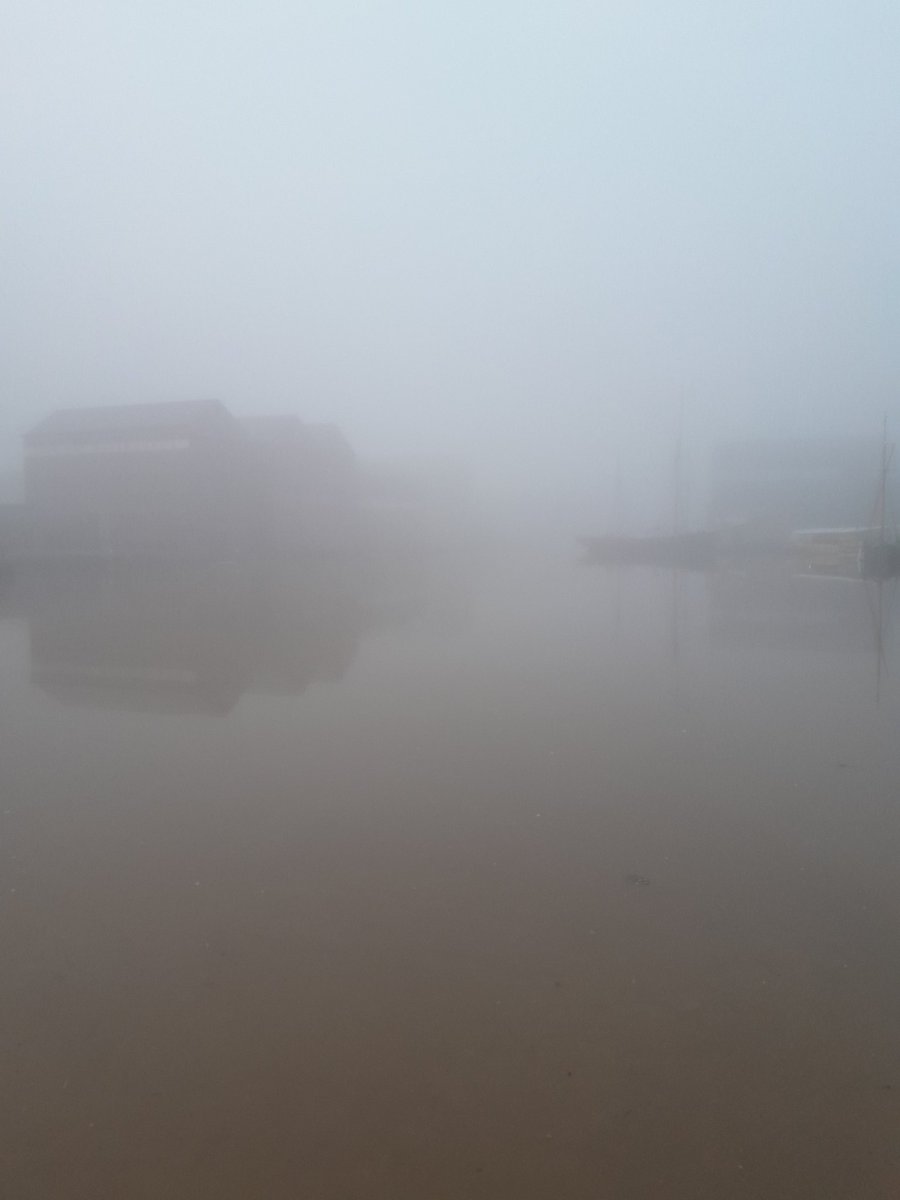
[2,553,900,1198]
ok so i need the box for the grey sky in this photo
[3,0,899,502]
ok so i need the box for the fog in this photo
[4,1,900,515]
[6,6,900,1199]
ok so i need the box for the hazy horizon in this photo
[4,1,900,509]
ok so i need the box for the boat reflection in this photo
[707,559,898,703]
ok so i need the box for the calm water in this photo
[2,553,900,1198]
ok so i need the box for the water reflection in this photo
[707,562,897,656]
[11,554,450,715]
[5,553,900,1199]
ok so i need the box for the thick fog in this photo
[3,1,900,516]
[9,9,900,1198]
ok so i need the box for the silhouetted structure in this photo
[241,415,362,553]
[0,503,27,569]
[581,530,719,571]
[24,401,257,559]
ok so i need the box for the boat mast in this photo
[672,400,685,536]
[611,456,623,536]
[880,414,889,548]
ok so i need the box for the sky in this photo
[2,0,900,512]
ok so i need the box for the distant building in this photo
[24,401,257,558]
[708,438,893,537]
[358,461,432,555]
[240,415,362,552]
[0,503,28,565]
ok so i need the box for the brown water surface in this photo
[2,554,900,1198]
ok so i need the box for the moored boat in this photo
[581,529,719,570]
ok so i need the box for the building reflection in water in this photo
[17,554,446,715]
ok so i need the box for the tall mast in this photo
[880,414,889,547]
[611,456,623,536]
[672,400,685,536]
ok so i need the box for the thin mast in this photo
[880,414,888,547]
[611,456,623,536]
[672,400,685,536]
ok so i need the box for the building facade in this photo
[24,401,258,558]
[240,415,363,553]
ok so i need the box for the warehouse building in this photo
[24,401,258,559]
[240,415,363,553]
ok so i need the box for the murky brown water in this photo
[3,553,900,1198]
